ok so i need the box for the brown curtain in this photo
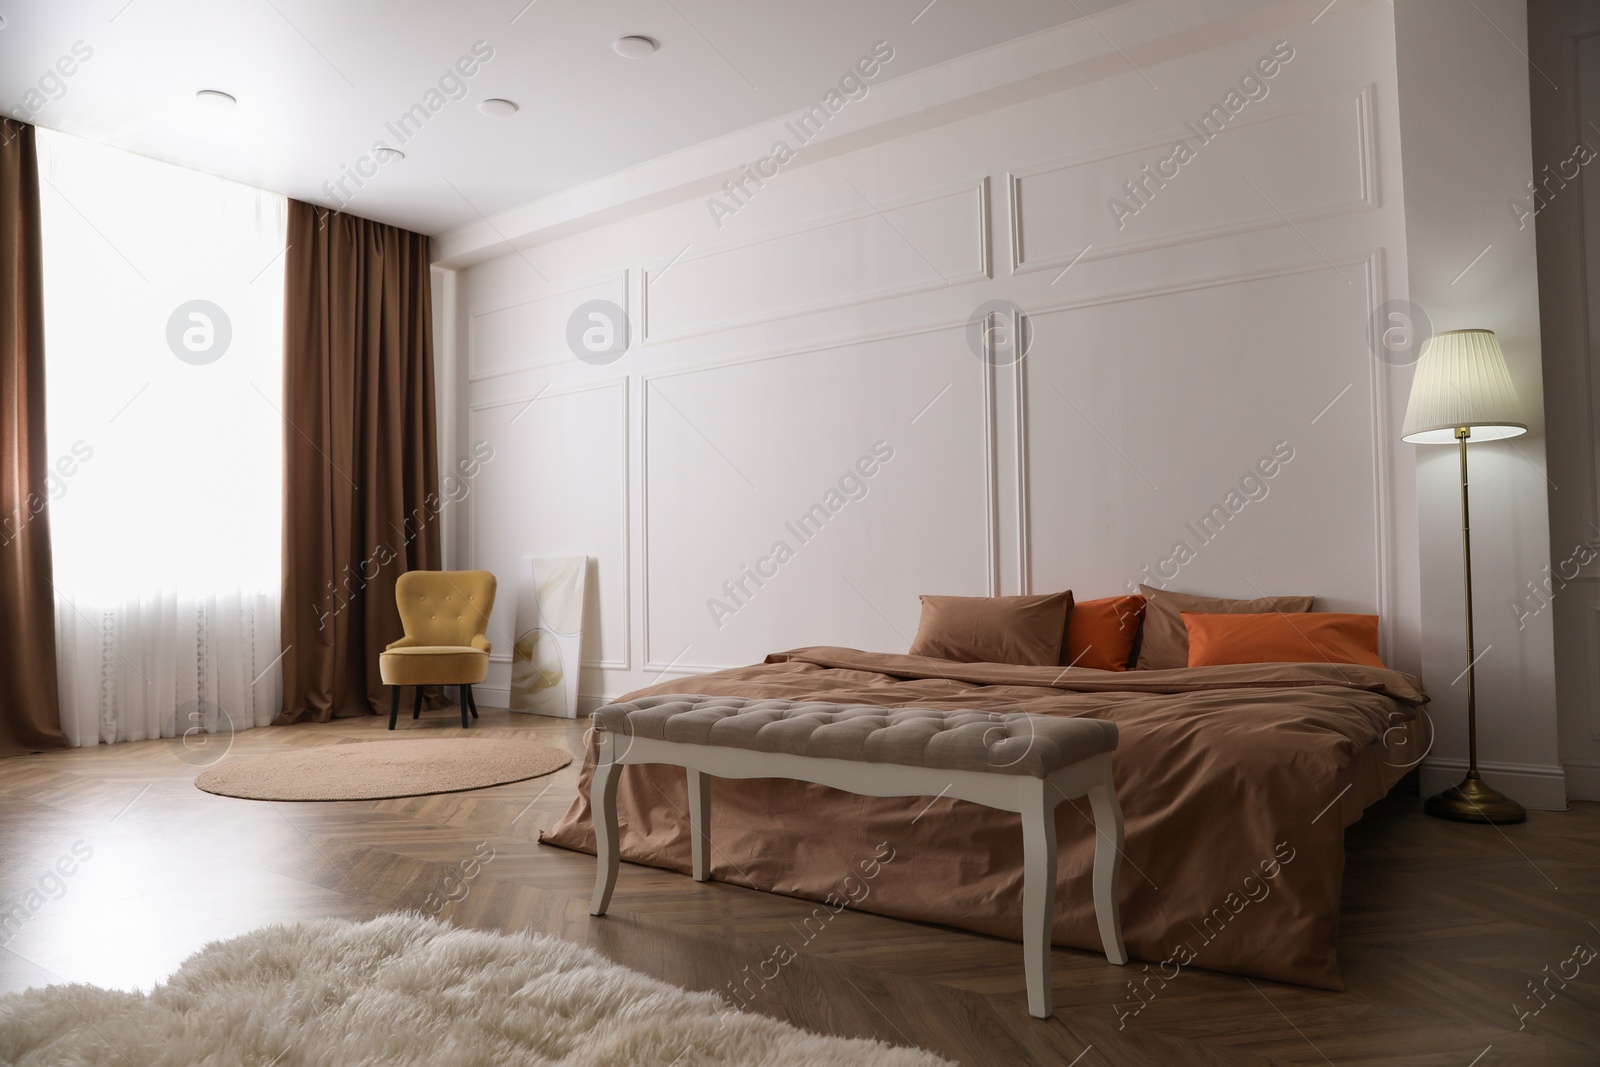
[0,119,67,757]
[278,201,441,723]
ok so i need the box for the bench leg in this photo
[1021,783,1059,1020]
[1088,757,1129,965]
[687,769,711,882]
[590,742,622,916]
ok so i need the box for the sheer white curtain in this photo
[37,129,286,749]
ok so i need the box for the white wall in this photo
[1393,0,1566,809]
[433,0,1566,809]
[1528,0,1600,802]
[430,262,459,567]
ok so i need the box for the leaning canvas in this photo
[510,556,587,718]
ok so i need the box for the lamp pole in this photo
[1423,426,1526,824]
[1459,427,1477,774]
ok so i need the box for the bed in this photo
[542,645,1427,990]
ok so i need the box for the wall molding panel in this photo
[637,321,999,674]
[1018,251,1395,659]
[641,179,991,346]
[468,270,629,383]
[1004,306,1032,597]
[1008,85,1377,278]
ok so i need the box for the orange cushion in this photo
[1137,586,1314,670]
[1181,611,1385,668]
[1063,595,1145,671]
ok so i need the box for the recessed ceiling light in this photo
[373,147,405,161]
[195,89,236,109]
[479,98,519,117]
[613,35,659,59]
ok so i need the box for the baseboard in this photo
[1560,759,1600,803]
[464,684,508,709]
[1419,758,1569,811]
[469,686,613,718]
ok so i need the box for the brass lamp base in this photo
[1424,771,1526,824]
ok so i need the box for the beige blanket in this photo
[543,648,1427,990]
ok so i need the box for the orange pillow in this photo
[1137,585,1314,670]
[1063,595,1145,671]
[1181,611,1385,668]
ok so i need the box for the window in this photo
[38,129,287,746]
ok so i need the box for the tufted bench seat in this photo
[586,694,1128,1019]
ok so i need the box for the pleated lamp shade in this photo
[1401,329,1528,444]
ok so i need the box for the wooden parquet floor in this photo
[2,707,1597,1065]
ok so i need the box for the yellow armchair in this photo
[379,569,497,729]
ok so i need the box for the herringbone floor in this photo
[2,706,1596,1065]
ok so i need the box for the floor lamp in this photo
[1401,328,1528,824]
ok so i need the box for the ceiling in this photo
[0,0,1132,236]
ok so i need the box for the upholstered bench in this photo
[586,695,1128,1019]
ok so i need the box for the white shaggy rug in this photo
[0,914,953,1067]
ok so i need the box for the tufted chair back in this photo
[394,570,497,650]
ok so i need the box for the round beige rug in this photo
[194,739,573,801]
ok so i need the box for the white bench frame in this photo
[588,730,1128,1019]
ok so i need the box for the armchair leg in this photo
[388,686,400,730]
[413,686,424,720]
[465,684,478,719]
[461,687,470,729]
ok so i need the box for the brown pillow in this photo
[1134,585,1314,670]
[909,592,1073,667]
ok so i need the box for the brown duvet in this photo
[542,647,1427,990]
